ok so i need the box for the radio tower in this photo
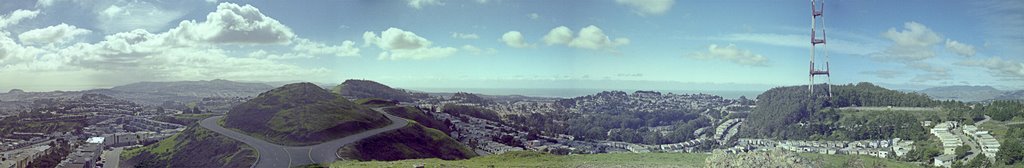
[809,0,832,98]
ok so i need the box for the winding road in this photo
[199,107,409,168]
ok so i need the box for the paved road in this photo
[101,147,123,168]
[199,107,409,168]
[977,115,992,126]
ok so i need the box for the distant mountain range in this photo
[919,85,1024,102]
[0,79,274,106]
[111,79,274,98]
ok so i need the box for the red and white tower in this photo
[809,0,832,98]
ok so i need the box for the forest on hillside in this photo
[741,83,939,140]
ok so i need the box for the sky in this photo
[0,0,1022,92]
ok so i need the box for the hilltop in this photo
[332,79,429,102]
[223,82,391,145]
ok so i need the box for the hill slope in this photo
[223,82,390,145]
[920,85,1004,102]
[337,121,476,161]
[333,79,428,102]
[121,126,256,167]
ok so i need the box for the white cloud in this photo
[874,22,941,61]
[247,49,313,60]
[0,3,332,87]
[528,13,540,20]
[957,57,1024,81]
[36,0,58,7]
[712,33,881,56]
[945,39,976,57]
[408,0,442,9]
[461,45,496,55]
[96,1,187,33]
[541,25,629,52]
[882,22,942,47]
[500,31,533,48]
[686,44,768,67]
[18,23,92,45]
[451,32,479,39]
[292,38,359,57]
[542,26,573,45]
[363,27,458,60]
[165,2,295,44]
[568,25,630,51]
[860,70,904,79]
[615,0,675,16]
[906,62,950,82]
[0,10,40,29]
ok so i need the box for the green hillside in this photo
[120,126,255,168]
[330,150,707,168]
[337,121,475,161]
[379,106,452,134]
[223,82,391,145]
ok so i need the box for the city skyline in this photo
[1,0,1022,92]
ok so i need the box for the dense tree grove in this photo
[741,83,940,140]
[832,111,929,141]
[997,127,1024,165]
[830,82,937,107]
[979,100,1024,121]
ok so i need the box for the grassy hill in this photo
[337,121,475,161]
[378,106,452,134]
[331,150,708,168]
[332,79,428,102]
[121,125,256,168]
[223,82,391,145]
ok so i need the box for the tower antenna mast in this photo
[809,0,832,98]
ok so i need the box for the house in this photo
[933,154,955,168]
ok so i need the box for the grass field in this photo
[799,153,923,168]
[329,151,709,168]
[837,107,947,122]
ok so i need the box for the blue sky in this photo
[0,0,1021,92]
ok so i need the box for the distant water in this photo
[408,88,764,99]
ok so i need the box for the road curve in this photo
[199,107,409,168]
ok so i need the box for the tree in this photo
[997,139,1023,165]
[964,154,990,168]
[955,144,971,159]
[192,106,202,114]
